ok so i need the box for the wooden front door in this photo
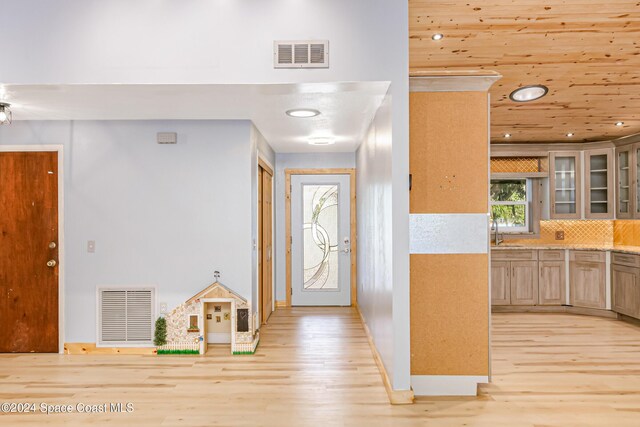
[0,152,59,352]
[260,166,273,323]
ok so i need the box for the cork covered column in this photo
[408,72,500,396]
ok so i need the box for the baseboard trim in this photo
[411,375,488,397]
[275,300,287,308]
[492,305,618,319]
[64,343,156,355]
[355,304,414,405]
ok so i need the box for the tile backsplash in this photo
[508,220,614,246]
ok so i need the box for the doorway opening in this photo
[258,159,274,324]
[285,169,356,307]
[204,301,232,353]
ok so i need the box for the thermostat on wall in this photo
[157,132,177,144]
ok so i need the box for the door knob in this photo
[47,259,57,268]
[342,248,350,254]
[48,241,57,249]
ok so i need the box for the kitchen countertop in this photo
[491,244,640,255]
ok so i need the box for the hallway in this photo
[1,309,639,426]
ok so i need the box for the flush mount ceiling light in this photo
[286,109,320,118]
[616,121,625,127]
[308,137,335,146]
[509,85,549,102]
[0,102,12,125]
[431,33,444,41]
[504,133,511,138]
[566,132,574,137]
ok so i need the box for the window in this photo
[491,179,530,233]
[188,315,199,330]
[98,288,154,346]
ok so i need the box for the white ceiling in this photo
[0,82,390,153]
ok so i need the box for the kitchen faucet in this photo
[492,218,503,246]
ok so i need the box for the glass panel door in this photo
[554,156,577,215]
[589,154,609,215]
[618,150,630,215]
[290,174,351,306]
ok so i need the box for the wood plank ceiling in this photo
[409,1,640,143]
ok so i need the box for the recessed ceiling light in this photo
[432,33,444,41]
[616,121,625,126]
[509,85,549,102]
[0,102,12,125]
[286,109,320,118]
[566,132,574,137]
[308,137,335,146]
[504,133,511,138]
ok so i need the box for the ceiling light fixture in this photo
[566,132,574,137]
[286,109,320,118]
[308,137,335,146]
[504,133,511,138]
[616,121,625,127]
[0,102,12,125]
[509,85,549,102]
[432,33,444,41]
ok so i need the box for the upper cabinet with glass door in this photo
[616,145,633,219]
[584,149,613,219]
[550,152,581,219]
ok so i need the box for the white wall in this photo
[273,153,356,302]
[356,94,406,389]
[0,0,405,86]
[0,120,257,343]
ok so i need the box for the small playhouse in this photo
[160,280,259,355]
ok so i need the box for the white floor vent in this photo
[274,40,329,68]
[98,287,155,346]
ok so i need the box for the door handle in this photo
[342,248,350,254]
[47,259,57,268]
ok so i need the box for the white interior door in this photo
[291,174,351,306]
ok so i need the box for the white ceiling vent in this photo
[274,40,329,68]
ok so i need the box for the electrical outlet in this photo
[555,230,565,240]
[160,303,168,315]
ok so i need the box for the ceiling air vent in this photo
[274,40,329,69]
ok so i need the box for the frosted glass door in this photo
[554,156,577,215]
[290,174,351,306]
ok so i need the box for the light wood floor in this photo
[0,308,639,426]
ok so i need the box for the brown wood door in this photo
[0,152,59,352]
[261,168,273,323]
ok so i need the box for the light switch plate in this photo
[160,303,168,314]
[87,240,96,253]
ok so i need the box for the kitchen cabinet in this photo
[611,264,640,319]
[549,152,581,219]
[491,261,510,305]
[538,260,566,305]
[510,261,539,305]
[491,250,538,305]
[616,145,633,218]
[611,252,640,320]
[584,149,613,219]
[569,251,606,309]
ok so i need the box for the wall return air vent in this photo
[274,40,329,68]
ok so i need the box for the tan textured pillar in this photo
[408,72,500,396]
